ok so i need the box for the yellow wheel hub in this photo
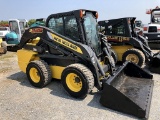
[126,54,139,64]
[29,68,40,83]
[66,73,82,92]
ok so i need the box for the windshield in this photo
[19,22,25,34]
[83,12,101,55]
[152,11,160,23]
[9,21,19,34]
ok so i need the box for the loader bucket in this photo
[149,52,160,74]
[100,62,153,119]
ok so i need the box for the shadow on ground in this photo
[87,90,138,119]
[7,72,82,101]
[7,71,139,119]
[7,72,33,88]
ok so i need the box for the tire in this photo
[0,41,7,54]
[26,60,52,88]
[110,49,118,64]
[122,48,145,67]
[61,63,94,99]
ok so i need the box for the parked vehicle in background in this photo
[30,18,46,27]
[0,19,27,52]
[0,27,10,38]
[2,19,27,45]
[98,17,160,73]
[143,8,160,42]
[8,19,27,40]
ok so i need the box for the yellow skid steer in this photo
[9,10,153,119]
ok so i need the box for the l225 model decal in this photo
[107,35,130,42]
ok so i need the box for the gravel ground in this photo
[0,52,160,120]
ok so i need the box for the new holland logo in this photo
[29,28,43,33]
[50,33,83,54]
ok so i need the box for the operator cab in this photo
[46,10,101,56]
[4,19,27,45]
[9,19,27,40]
[98,18,131,44]
[98,17,142,43]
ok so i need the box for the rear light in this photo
[157,27,160,32]
[143,27,148,31]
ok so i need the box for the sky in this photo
[0,0,160,24]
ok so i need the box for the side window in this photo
[48,17,64,35]
[19,22,25,34]
[9,21,19,34]
[107,21,125,36]
[64,16,79,41]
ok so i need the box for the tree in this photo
[0,21,9,27]
[28,19,36,27]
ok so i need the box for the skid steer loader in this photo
[98,17,160,74]
[10,10,153,119]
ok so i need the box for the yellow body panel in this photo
[112,45,133,61]
[100,61,104,65]
[0,38,2,47]
[50,66,65,79]
[27,37,40,46]
[17,49,39,73]
[17,49,109,82]
[17,49,65,80]
[0,38,2,43]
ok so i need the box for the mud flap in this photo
[149,52,160,74]
[100,62,153,119]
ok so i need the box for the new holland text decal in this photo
[49,33,83,54]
